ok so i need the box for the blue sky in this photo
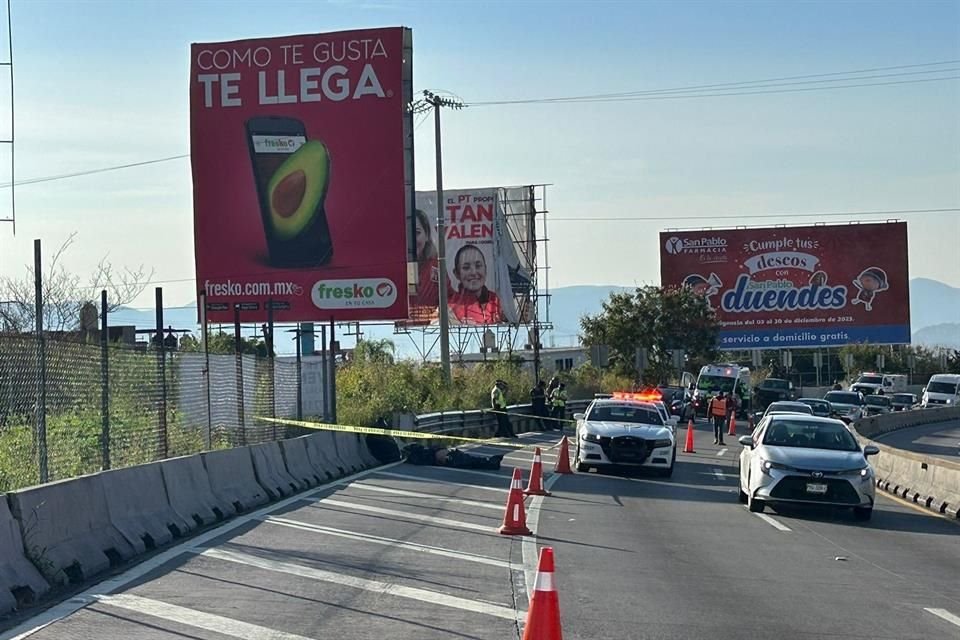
[0,0,958,309]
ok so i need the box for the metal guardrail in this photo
[413,399,591,439]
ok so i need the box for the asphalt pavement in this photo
[876,418,960,461]
[2,419,959,639]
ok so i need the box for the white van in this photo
[922,374,960,408]
[849,372,907,396]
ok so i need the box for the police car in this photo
[573,393,677,477]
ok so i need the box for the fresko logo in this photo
[312,278,397,309]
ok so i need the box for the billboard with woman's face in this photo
[407,187,534,326]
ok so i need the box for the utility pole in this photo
[416,90,464,382]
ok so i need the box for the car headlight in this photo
[761,459,792,475]
[652,439,672,449]
[582,432,600,443]
[947,399,954,404]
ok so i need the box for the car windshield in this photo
[927,381,959,394]
[865,395,891,407]
[697,374,736,394]
[824,391,862,405]
[587,404,664,425]
[857,375,884,384]
[766,402,813,415]
[762,419,860,451]
[892,394,914,403]
[798,399,829,413]
[761,379,790,390]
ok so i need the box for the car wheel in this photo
[660,463,674,478]
[747,479,764,512]
[738,485,748,503]
[853,506,873,521]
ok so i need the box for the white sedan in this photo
[573,399,677,477]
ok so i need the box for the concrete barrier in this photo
[250,441,305,499]
[280,437,322,488]
[304,431,345,480]
[0,496,49,614]
[160,455,223,529]
[201,446,270,514]
[332,433,366,474]
[855,406,960,439]
[356,435,380,468]
[7,474,136,585]
[102,462,193,555]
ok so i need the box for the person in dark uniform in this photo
[402,443,504,470]
[530,380,548,430]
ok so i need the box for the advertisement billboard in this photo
[190,28,414,323]
[408,187,535,326]
[659,222,911,349]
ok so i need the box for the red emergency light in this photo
[612,389,662,403]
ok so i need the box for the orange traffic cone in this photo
[728,413,737,436]
[748,413,754,431]
[525,447,551,496]
[522,546,563,640]
[500,468,532,536]
[683,418,696,453]
[554,436,573,475]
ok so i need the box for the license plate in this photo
[806,483,828,494]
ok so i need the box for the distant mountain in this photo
[110,277,958,357]
[913,323,960,350]
[908,278,960,333]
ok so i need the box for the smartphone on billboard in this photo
[245,116,333,267]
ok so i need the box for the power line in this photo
[550,207,960,222]
[466,59,960,105]
[0,154,189,189]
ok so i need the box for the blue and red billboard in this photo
[659,222,911,349]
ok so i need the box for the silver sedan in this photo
[738,414,879,520]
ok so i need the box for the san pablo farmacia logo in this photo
[665,236,728,259]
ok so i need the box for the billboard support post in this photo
[267,299,276,440]
[100,289,110,471]
[233,305,246,446]
[200,290,212,450]
[155,287,168,460]
[329,317,337,424]
[320,324,327,421]
[295,325,303,422]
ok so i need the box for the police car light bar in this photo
[612,390,662,402]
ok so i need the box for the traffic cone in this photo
[522,546,563,640]
[728,413,737,436]
[500,468,532,536]
[554,437,573,474]
[683,418,696,453]
[525,448,551,496]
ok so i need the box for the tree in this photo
[0,233,154,332]
[580,285,719,383]
[178,332,269,357]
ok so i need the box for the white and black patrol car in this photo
[573,396,677,477]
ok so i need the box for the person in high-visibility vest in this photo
[550,382,568,429]
[491,379,516,438]
[708,391,728,446]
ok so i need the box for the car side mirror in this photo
[863,445,880,456]
[573,413,585,421]
[738,435,753,447]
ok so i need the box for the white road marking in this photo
[0,461,404,640]
[522,473,564,598]
[925,608,960,628]
[312,498,496,533]
[262,516,515,569]
[198,547,521,621]
[748,509,792,531]
[376,469,511,488]
[712,468,726,481]
[346,481,503,510]
[716,448,728,457]
[96,593,316,640]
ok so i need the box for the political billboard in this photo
[659,222,911,349]
[190,28,414,323]
[408,187,535,326]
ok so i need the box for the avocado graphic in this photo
[267,140,331,241]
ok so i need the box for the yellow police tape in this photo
[256,416,532,448]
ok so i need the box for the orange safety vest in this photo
[709,398,727,417]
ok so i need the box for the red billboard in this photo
[190,28,413,323]
[659,222,911,349]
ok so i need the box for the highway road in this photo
[1,420,959,639]
[876,417,960,461]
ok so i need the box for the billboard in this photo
[659,222,911,349]
[190,28,414,323]
[408,187,535,326]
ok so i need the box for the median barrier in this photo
[0,496,49,615]
[160,455,223,529]
[280,437,323,488]
[102,462,193,554]
[332,433,366,474]
[304,431,345,479]
[357,436,380,468]
[7,473,136,585]
[251,441,305,500]
[201,446,270,514]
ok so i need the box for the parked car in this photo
[763,401,814,417]
[863,394,893,416]
[797,398,833,418]
[921,374,960,407]
[823,391,866,424]
[890,393,917,412]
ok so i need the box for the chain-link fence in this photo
[0,332,305,493]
